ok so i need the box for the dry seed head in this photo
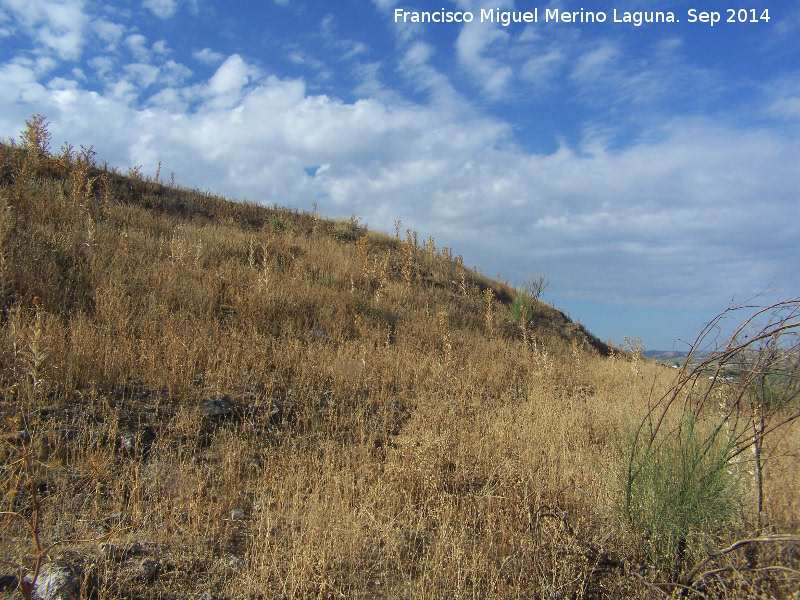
[357,235,370,277]
[483,288,495,336]
[21,114,51,157]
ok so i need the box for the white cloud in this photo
[206,54,259,103]
[570,41,621,84]
[520,48,565,89]
[770,96,800,119]
[287,50,325,71]
[765,76,800,121]
[0,57,48,103]
[398,41,463,108]
[91,18,125,47]
[370,0,398,10]
[125,33,150,60]
[152,39,169,55]
[124,62,173,88]
[320,13,336,35]
[455,15,513,98]
[1,0,90,60]
[193,47,225,65]
[88,55,115,79]
[143,0,177,19]
[342,41,367,60]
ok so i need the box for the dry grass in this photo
[0,118,798,599]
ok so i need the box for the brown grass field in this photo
[1,116,798,599]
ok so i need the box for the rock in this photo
[269,401,296,424]
[230,508,246,521]
[98,542,120,560]
[120,434,135,453]
[28,561,78,600]
[313,330,332,341]
[137,558,159,582]
[2,429,29,445]
[201,396,232,417]
[57,429,79,443]
[120,427,155,456]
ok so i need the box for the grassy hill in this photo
[1,117,798,599]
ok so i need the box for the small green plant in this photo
[621,411,742,572]
[511,289,533,327]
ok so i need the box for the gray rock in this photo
[230,508,246,521]
[120,434,135,453]
[98,542,120,560]
[137,558,159,582]
[201,396,232,417]
[28,561,78,600]
[269,401,296,424]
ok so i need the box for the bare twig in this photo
[681,535,800,585]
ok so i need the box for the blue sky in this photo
[1,0,799,350]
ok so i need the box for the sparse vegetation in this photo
[1,118,798,599]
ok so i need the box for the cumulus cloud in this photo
[1,0,90,60]
[205,54,260,106]
[91,18,125,47]
[143,0,177,19]
[125,34,150,60]
[193,47,225,65]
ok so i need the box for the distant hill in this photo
[643,350,689,360]
[643,350,691,367]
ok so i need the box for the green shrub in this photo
[511,289,533,326]
[620,412,744,571]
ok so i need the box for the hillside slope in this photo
[1,119,797,599]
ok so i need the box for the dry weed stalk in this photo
[484,287,495,336]
[1,455,48,599]
[357,234,370,280]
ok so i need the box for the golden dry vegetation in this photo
[1,116,798,599]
